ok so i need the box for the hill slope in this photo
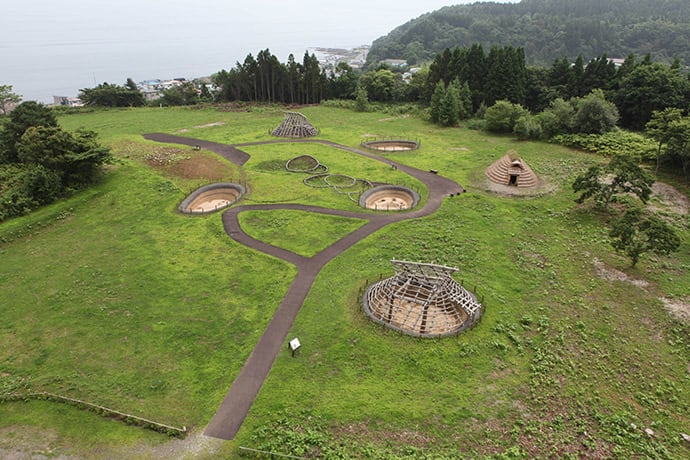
[367,0,690,66]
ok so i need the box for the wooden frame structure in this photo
[271,111,318,138]
[363,260,482,338]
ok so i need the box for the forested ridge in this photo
[367,0,690,66]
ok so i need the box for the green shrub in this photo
[513,114,543,140]
[484,100,529,133]
[551,131,657,159]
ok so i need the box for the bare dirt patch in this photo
[593,258,690,324]
[0,425,224,460]
[593,257,650,288]
[649,182,689,216]
[144,147,191,167]
[660,297,690,324]
[177,122,226,133]
[378,114,411,122]
[167,152,235,180]
[141,147,234,180]
[0,426,71,460]
[482,177,556,197]
[127,430,224,459]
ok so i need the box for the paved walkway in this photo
[144,134,463,440]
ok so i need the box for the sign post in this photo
[288,338,301,357]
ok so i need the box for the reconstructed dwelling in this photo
[486,151,539,188]
[271,112,318,138]
[363,260,482,338]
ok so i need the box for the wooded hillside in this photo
[367,0,690,66]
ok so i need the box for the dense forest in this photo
[366,0,690,67]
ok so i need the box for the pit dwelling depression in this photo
[362,139,420,152]
[179,183,245,214]
[360,185,419,211]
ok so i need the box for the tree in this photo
[572,89,619,134]
[610,208,681,267]
[462,43,487,111]
[17,126,111,188]
[0,101,57,163]
[513,114,543,140]
[456,80,473,120]
[438,80,460,126]
[17,164,62,205]
[327,62,358,100]
[525,66,556,113]
[645,108,684,175]
[355,86,369,112]
[549,57,572,99]
[568,54,585,98]
[538,97,575,137]
[159,82,200,106]
[581,54,616,94]
[615,62,690,130]
[664,117,690,180]
[359,68,402,102]
[0,85,22,116]
[79,81,145,107]
[429,80,446,124]
[0,109,110,221]
[199,83,213,103]
[485,46,526,105]
[573,155,654,209]
[484,100,528,133]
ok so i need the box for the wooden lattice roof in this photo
[363,260,482,338]
[271,111,318,138]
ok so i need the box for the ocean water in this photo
[2,0,375,103]
[1,0,510,103]
[1,18,327,103]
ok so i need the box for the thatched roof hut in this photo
[486,151,539,188]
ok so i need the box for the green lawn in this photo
[1,105,688,459]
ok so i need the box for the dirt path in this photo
[145,134,462,440]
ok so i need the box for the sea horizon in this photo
[1,1,519,104]
[3,39,365,104]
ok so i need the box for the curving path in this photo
[144,133,463,440]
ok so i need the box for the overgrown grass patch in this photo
[0,161,295,430]
[238,210,367,257]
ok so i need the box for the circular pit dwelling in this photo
[364,260,482,338]
[362,139,420,152]
[359,185,419,211]
[179,183,245,214]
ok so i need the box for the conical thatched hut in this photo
[486,151,539,188]
[271,111,318,138]
[363,260,482,338]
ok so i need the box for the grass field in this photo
[1,105,689,459]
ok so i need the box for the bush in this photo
[551,131,657,159]
[538,98,575,137]
[484,100,529,133]
[320,99,357,110]
[572,89,619,134]
[513,114,543,140]
[466,118,487,131]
